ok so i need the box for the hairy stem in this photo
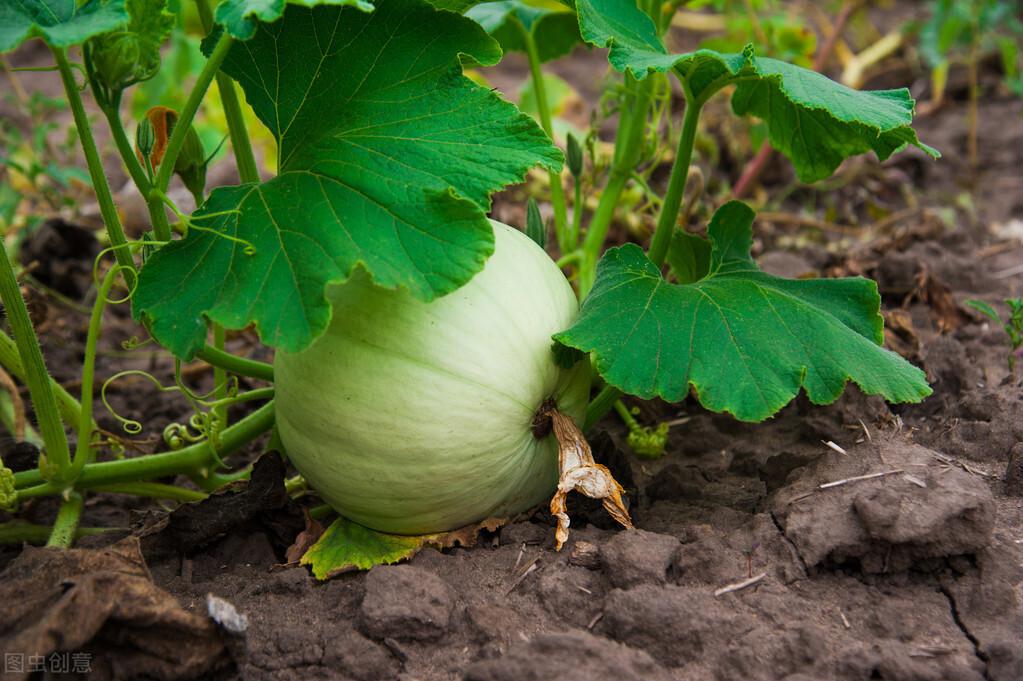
[0,330,89,430]
[46,492,83,548]
[52,48,135,278]
[0,246,71,477]
[521,25,569,252]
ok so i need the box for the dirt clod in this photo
[598,528,680,588]
[773,437,996,572]
[360,565,456,642]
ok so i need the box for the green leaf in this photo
[135,1,561,358]
[301,514,505,578]
[214,0,374,41]
[575,0,939,183]
[428,0,484,13]
[666,229,711,284]
[467,0,581,63]
[554,201,932,422]
[0,0,127,52]
[965,299,1002,324]
[84,0,174,97]
[302,517,430,578]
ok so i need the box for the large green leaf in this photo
[554,202,931,422]
[0,0,127,52]
[467,0,581,63]
[575,0,938,183]
[134,0,561,358]
[214,0,374,40]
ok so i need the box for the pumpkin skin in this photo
[274,221,589,534]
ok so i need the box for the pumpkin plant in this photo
[0,0,936,575]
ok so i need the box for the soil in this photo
[2,8,1023,681]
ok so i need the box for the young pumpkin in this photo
[274,221,590,535]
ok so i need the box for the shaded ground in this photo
[2,13,1023,681]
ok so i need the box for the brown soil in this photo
[3,15,1023,681]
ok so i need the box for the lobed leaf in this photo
[554,201,932,422]
[135,0,561,358]
[467,0,581,63]
[0,0,127,52]
[214,0,374,41]
[575,0,939,183]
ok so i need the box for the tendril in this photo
[153,190,255,254]
[91,244,140,296]
[101,370,180,434]
[121,335,154,351]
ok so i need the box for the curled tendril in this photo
[154,191,256,255]
[91,244,140,297]
[101,369,182,435]
[121,335,154,351]
[163,420,206,450]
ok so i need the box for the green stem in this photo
[153,33,234,196]
[578,170,629,296]
[102,91,152,194]
[584,384,620,432]
[195,0,260,185]
[612,399,639,429]
[46,492,83,548]
[69,267,119,481]
[0,521,117,545]
[0,330,89,430]
[197,345,275,382]
[521,25,569,252]
[52,48,135,279]
[13,400,275,490]
[91,482,209,502]
[571,178,583,247]
[647,94,702,268]
[213,325,228,428]
[0,246,71,477]
[579,77,654,296]
[99,91,174,238]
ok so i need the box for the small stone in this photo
[600,529,680,588]
[464,630,672,681]
[359,565,455,641]
[568,540,601,569]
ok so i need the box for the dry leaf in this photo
[0,537,229,681]
[544,407,633,550]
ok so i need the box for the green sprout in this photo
[967,298,1023,373]
[614,401,670,459]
